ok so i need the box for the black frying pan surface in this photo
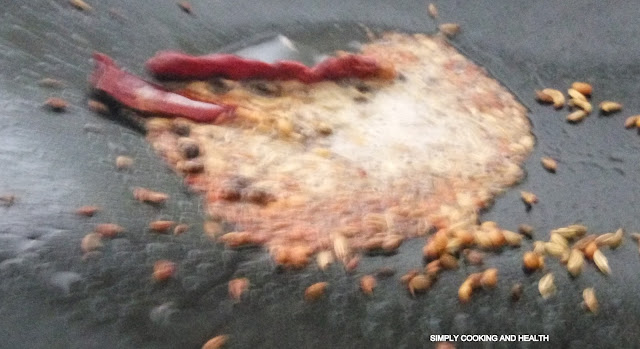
[1,1,640,348]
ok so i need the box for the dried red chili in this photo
[145,51,396,83]
[90,53,235,123]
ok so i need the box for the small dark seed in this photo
[511,283,523,301]
[243,187,275,205]
[172,120,191,136]
[180,142,200,159]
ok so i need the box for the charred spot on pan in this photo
[247,81,282,97]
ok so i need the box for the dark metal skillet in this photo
[1,0,640,348]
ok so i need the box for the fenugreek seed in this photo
[439,23,461,37]
[593,249,611,275]
[550,233,569,248]
[149,220,174,233]
[523,251,542,271]
[381,234,404,252]
[569,98,593,113]
[625,115,640,128]
[535,90,554,104]
[439,253,459,270]
[567,110,588,123]
[81,232,102,253]
[70,0,92,11]
[87,99,109,114]
[177,1,192,13]
[584,241,598,260]
[541,157,557,173]
[425,260,441,277]
[582,287,599,313]
[503,230,523,247]
[541,88,565,109]
[316,251,334,271]
[304,282,328,301]
[95,223,124,238]
[360,275,377,295]
[567,88,588,102]
[599,101,622,113]
[173,224,189,235]
[75,205,100,217]
[45,97,69,112]
[538,273,556,299]
[474,232,494,250]
[571,82,592,96]
[428,3,438,18]
[511,283,523,302]
[567,249,584,277]
[228,278,249,301]
[202,335,228,349]
[115,155,134,170]
[518,224,534,238]
[545,242,568,257]
[408,274,431,296]
[480,268,498,289]
[152,260,176,281]
[465,273,483,289]
[458,281,473,303]
[520,191,538,206]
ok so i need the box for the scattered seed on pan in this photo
[381,234,403,252]
[567,249,585,277]
[439,253,459,270]
[539,88,565,109]
[428,3,438,18]
[593,249,611,275]
[75,205,100,217]
[458,280,473,303]
[203,220,222,239]
[533,241,546,255]
[541,157,557,173]
[152,260,176,281]
[133,187,169,204]
[304,282,328,301]
[569,98,593,113]
[571,82,592,96]
[503,230,523,247]
[70,0,92,11]
[149,220,174,233]
[173,223,189,235]
[523,251,543,272]
[316,251,334,271]
[538,273,556,299]
[439,23,461,37]
[39,78,65,88]
[567,110,588,123]
[550,233,569,248]
[567,88,588,102]
[595,228,623,249]
[518,224,534,238]
[582,288,599,314]
[480,268,498,289]
[81,232,102,253]
[625,115,639,128]
[45,97,69,112]
[360,275,377,295]
[228,278,249,302]
[599,101,622,113]
[584,241,598,260]
[95,223,124,238]
[202,335,228,349]
[177,1,192,13]
[510,283,523,302]
[115,155,134,170]
[520,191,538,206]
[553,224,587,240]
[401,269,420,284]
[408,274,431,297]
[0,194,16,207]
[87,99,109,114]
